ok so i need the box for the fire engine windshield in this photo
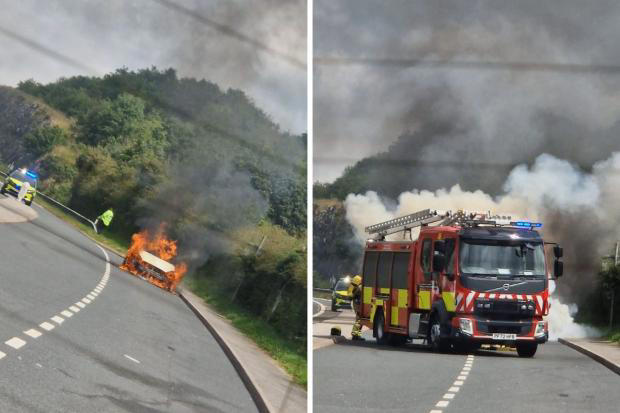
[459,239,545,278]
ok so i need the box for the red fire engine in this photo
[359,209,563,357]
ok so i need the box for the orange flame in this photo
[120,224,187,292]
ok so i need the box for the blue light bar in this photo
[512,221,542,228]
[26,170,38,179]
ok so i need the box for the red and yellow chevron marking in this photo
[455,290,548,315]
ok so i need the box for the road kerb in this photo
[559,338,620,376]
[179,288,282,413]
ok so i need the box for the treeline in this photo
[1,68,306,344]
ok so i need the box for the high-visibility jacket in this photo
[348,282,362,306]
[98,209,114,226]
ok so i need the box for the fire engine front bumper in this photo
[451,316,548,345]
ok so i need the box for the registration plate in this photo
[492,333,516,340]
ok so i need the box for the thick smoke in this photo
[345,153,620,338]
[137,160,269,273]
[315,0,620,182]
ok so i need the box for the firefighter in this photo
[348,275,364,340]
[95,208,114,234]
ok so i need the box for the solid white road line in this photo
[39,322,55,331]
[313,300,326,318]
[5,337,26,349]
[24,329,42,338]
[51,316,64,324]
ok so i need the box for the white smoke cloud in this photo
[344,152,619,338]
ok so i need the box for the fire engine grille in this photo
[476,321,532,335]
[492,300,519,313]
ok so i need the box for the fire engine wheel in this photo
[374,310,389,345]
[516,342,538,358]
[428,314,450,352]
[331,299,337,312]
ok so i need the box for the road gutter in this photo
[179,287,307,413]
[559,338,620,376]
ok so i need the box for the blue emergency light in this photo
[512,221,542,228]
[25,170,38,179]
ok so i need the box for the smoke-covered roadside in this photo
[345,153,620,338]
[136,160,269,273]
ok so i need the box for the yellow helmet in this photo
[351,275,362,286]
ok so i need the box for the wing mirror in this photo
[553,245,563,258]
[554,260,563,278]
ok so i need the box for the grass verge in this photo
[35,197,129,256]
[185,276,307,387]
[606,329,620,344]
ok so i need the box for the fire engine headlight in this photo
[535,321,546,337]
[459,318,474,336]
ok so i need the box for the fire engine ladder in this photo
[365,209,449,239]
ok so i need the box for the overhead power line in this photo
[152,0,306,70]
[0,26,99,75]
[314,56,620,74]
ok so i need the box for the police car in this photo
[331,276,352,311]
[1,169,38,206]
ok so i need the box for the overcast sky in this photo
[0,0,306,134]
[314,0,620,182]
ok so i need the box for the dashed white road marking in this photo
[24,329,42,338]
[5,337,26,349]
[0,244,110,364]
[124,354,140,364]
[39,322,55,331]
[429,355,475,413]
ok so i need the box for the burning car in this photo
[120,225,187,292]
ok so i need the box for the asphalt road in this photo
[0,196,257,412]
[313,295,620,413]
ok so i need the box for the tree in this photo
[24,126,67,158]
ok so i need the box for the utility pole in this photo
[611,242,618,331]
